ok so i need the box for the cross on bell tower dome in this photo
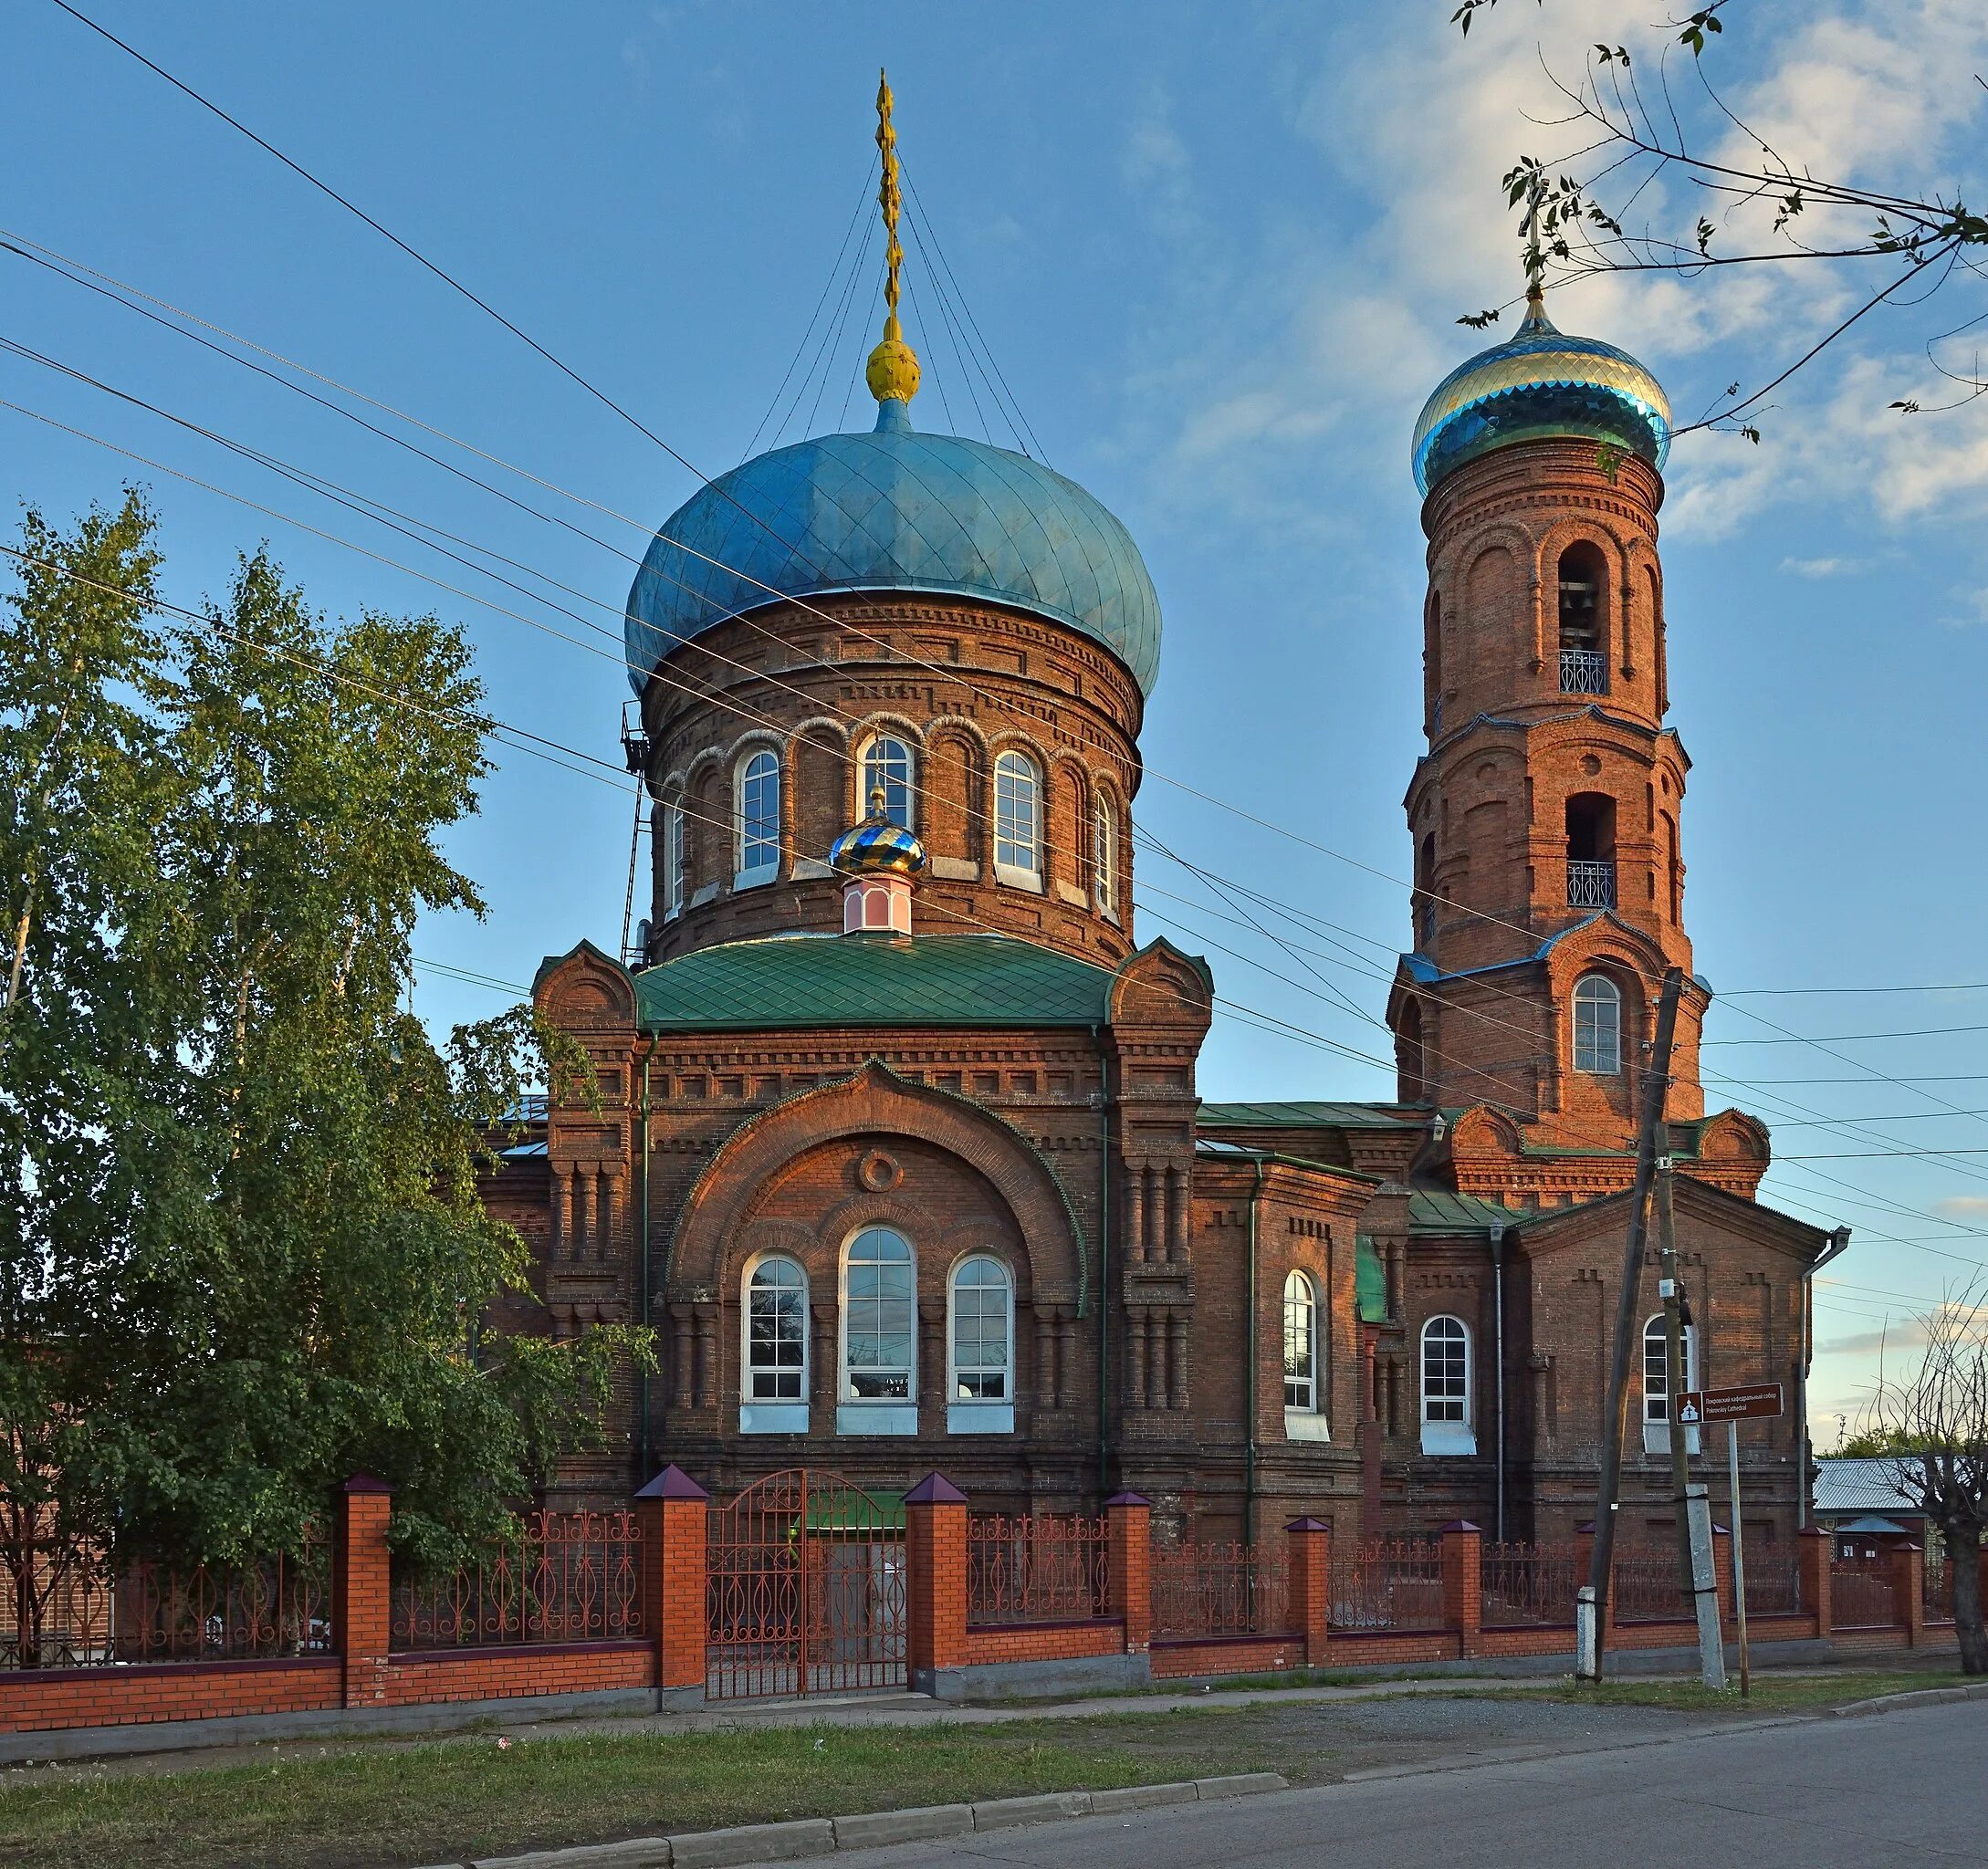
[1387,285,1703,1148]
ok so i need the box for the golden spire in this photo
[865,69,921,408]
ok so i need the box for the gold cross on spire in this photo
[865,68,921,408]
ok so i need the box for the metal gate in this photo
[706,1469,906,1701]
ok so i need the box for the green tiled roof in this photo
[633,934,1114,1032]
[1407,1188,1533,1235]
[1198,1101,1422,1129]
[1355,1236,1388,1323]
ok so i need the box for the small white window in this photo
[1093,791,1117,918]
[860,735,914,830]
[1641,1312,1700,1453]
[840,1225,917,1435]
[1573,973,1622,1075]
[1283,1270,1330,1442]
[663,800,685,919]
[947,1256,1014,1434]
[1420,1315,1475,1456]
[740,1256,808,1434]
[736,747,780,886]
[993,750,1042,887]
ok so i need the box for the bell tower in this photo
[1388,287,1703,1148]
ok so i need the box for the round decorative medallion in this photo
[1581,754,1603,776]
[858,1149,903,1193]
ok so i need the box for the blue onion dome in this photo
[624,398,1163,696]
[831,788,927,877]
[1411,287,1671,496]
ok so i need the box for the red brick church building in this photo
[494,147,1835,1550]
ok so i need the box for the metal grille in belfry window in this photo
[1561,648,1607,694]
[1566,859,1616,909]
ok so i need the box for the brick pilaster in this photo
[1440,1520,1483,1657]
[904,1472,968,1691]
[635,1464,709,1696]
[336,1474,393,1710]
[1798,1528,1832,1636]
[1105,1491,1153,1654]
[1893,1542,1926,1647]
[1711,1523,1734,1628]
[1285,1518,1331,1665]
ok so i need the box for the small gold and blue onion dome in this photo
[830,788,927,878]
[1410,287,1671,496]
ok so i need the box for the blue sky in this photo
[6,1,1986,1432]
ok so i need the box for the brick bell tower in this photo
[1387,286,1703,1150]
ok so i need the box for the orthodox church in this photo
[497,83,1834,1545]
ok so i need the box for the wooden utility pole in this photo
[1577,965,1683,1681]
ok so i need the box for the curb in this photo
[1830,1682,1988,1718]
[442,1772,1289,1869]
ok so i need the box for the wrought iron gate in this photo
[706,1469,906,1701]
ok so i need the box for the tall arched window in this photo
[736,747,780,885]
[1093,790,1117,917]
[740,1256,808,1434]
[1573,973,1623,1075]
[859,734,914,829]
[992,749,1042,885]
[1642,1312,1700,1453]
[1420,1315,1475,1456]
[1282,1271,1329,1439]
[841,1226,916,1432]
[947,1256,1014,1434]
[662,800,685,919]
[1557,541,1607,693]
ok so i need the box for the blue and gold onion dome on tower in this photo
[1410,286,1672,496]
[624,74,1161,698]
[831,788,927,877]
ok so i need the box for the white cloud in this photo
[1781,556,1867,579]
[1933,1196,1988,1217]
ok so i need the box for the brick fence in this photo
[3,1468,1978,1744]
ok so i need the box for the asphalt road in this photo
[800,1699,1988,1868]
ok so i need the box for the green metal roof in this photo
[1355,1236,1388,1323]
[1198,1101,1422,1130]
[1407,1188,1533,1235]
[633,933,1114,1032]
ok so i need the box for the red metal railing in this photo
[966,1514,1110,1625]
[3,1533,330,1668]
[1612,1545,1692,1623]
[1829,1559,1896,1630]
[1740,1541,1802,1615]
[1151,1540,1292,1639]
[1480,1540,1578,1627]
[1328,1538,1444,1631]
[1923,1546,1953,1625]
[390,1509,645,1649]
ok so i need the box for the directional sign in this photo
[1676,1383,1783,1426]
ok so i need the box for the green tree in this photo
[0,497,650,1582]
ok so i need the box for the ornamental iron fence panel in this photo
[1560,648,1608,694]
[1566,859,1617,910]
[1923,1546,1953,1625]
[1612,1545,1691,1623]
[967,1513,1110,1625]
[1480,1540,1579,1627]
[1829,1560,1897,1630]
[1327,1538,1444,1631]
[1740,1541,1803,1615]
[390,1510,644,1650]
[1151,1539,1292,1639]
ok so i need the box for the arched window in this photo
[1557,542,1607,693]
[1573,973,1623,1075]
[859,734,914,829]
[1420,1315,1475,1456]
[736,747,780,885]
[841,1226,916,1429]
[1642,1312,1700,1453]
[1282,1272,1329,1441]
[740,1256,808,1433]
[662,800,685,919]
[1093,790,1117,917]
[992,749,1042,885]
[947,1256,1014,1433]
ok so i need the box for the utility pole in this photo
[1658,1157,1727,1688]
[1576,965,1683,1683]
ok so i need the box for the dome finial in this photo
[865,69,922,413]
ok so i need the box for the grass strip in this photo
[1499,1669,1973,1714]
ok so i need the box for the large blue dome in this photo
[1411,294,1671,497]
[625,402,1163,696]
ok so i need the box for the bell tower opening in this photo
[1565,792,1617,910]
[1557,542,1607,694]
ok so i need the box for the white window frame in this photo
[1282,1270,1329,1442]
[1093,789,1118,921]
[838,1225,918,1436]
[1641,1312,1700,1454]
[1419,1314,1476,1456]
[663,800,685,920]
[735,747,781,888]
[739,1254,809,1435]
[947,1254,1015,1435]
[992,749,1043,891]
[858,734,915,830]
[1573,972,1623,1076]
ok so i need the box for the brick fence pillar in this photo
[904,1472,968,1697]
[1893,1542,1926,1648]
[635,1464,709,1701]
[1285,1518,1331,1665]
[1440,1521,1483,1659]
[1711,1524,1735,1629]
[335,1474,393,1710]
[1798,1527,1833,1637]
[1105,1492,1153,1655]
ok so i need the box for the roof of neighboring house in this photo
[1197,1101,1424,1130]
[633,933,1115,1031]
[1813,1457,1927,1516]
[1833,1516,1913,1536]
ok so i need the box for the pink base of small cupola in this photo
[843,872,914,934]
